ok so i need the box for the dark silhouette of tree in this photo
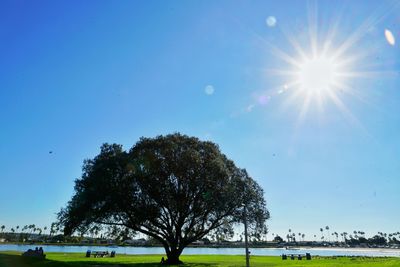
[28,224,35,234]
[49,222,58,237]
[325,226,330,242]
[333,231,339,242]
[368,235,386,245]
[273,235,284,242]
[58,134,269,264]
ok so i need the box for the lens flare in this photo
[266,16,277,27]
[204,85,215,95]
[384,29,395,46]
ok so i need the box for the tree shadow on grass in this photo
[0,253,220,267]
[66,262,219,267]
[57,261,219,267]
[0,253,68,267]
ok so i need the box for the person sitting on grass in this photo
[22,248,45,259]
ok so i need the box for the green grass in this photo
[0,251,399,267]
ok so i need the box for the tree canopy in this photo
[58,133,269,264]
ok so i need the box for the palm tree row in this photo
[0,223,60,239]
[281,226,400,244]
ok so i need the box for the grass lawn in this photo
[0,251,399,267]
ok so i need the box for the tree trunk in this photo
[166,248,183,265]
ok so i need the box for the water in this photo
[0,244,399,257]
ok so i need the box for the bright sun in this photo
[298,56,338,92]
[257,3,390,127]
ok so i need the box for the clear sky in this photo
[1,0,399,240]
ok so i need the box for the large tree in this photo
[58,133,269,264]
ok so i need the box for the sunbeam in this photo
[262,1,399,127]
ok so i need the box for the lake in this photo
[0,244,399,257]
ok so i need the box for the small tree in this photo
[273,235,284,243]
[58,134,269,264]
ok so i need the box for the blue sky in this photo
[1,0,399,240]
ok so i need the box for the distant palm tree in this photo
[389,233,393,242]
[343,232,348,243]
[301,233,305,241]
[1,225,5,233]
[325,226,330,242]
[50,223,56,237]
[334,232,339,242]
[28,225,34,234]
[16,226,19,233]
[320,228,324,241]
[11,228,15,241]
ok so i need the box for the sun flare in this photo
[297,56,339,92]
[253,0,397,129]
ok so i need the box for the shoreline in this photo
[0,242,399,251]
[293,246,400,253]
[1,243,399,254]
